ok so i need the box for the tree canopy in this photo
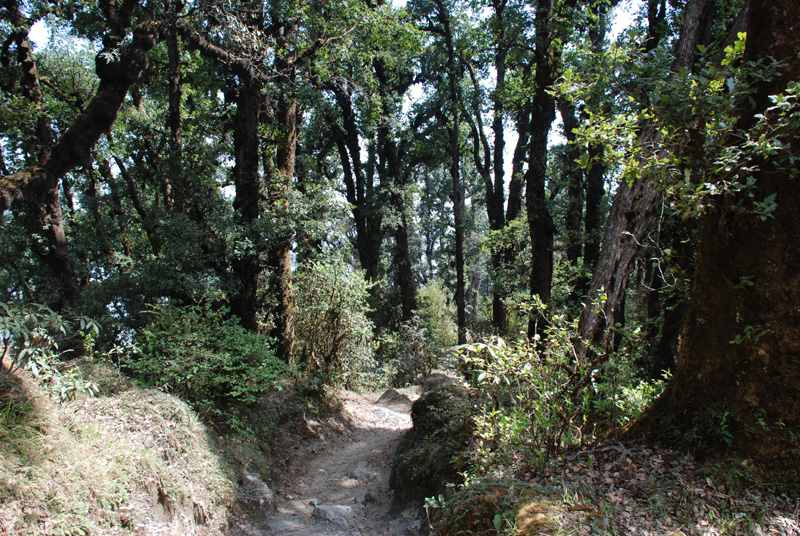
[2,0,799,484]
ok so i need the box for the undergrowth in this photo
[421,320,798,535]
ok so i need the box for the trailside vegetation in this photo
[1,0,799,533]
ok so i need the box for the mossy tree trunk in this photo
[634,0,800,482]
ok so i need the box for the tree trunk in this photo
[165,1,183,212]
[581,2,610,282]
[329,83,383,287]
[634,0,800,483]
[582,142,605,274]
[452,113,467,344]
[230,81,262,331]
[379,128,417,322]
[489,0,509,334]
[267,92,298,362]
[574,0,711,363]
[559,101,585,290]
[525,0,557,338]
[435,0,467,344]
[506,108,528,225]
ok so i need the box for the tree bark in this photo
[230,80,262,331]
[559,102,584,267]
[574,0,711,363]
[434,0,467,344]
[267,91,298,362]
[489,0,509,334]
[165,0,183,211]
[634,0,800,483]
[329,84,382,284]
[525,0,558,338]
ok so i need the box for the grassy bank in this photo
[0,367,235,535]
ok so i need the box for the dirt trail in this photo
[234,389,425,536]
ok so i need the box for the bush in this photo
[131,303,292,416]
[0,302,100,402]
[384,316,437,387]
[417,280,457,350]
[293,256,375,388]
[460,317,667,474]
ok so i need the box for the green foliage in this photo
[293,256,375,388]
[380,281,458,387]
[383,315,436,387]
[461,331,582,470]
[131,303,292,416]
[417,280,457,349]
[0,302,100,402]
[460,316,666,473]
[558,32,800,221]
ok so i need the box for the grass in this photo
[0,365,236,535]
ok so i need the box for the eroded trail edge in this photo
[234,389,424,536]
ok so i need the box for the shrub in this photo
[417,280,457,350]
[385,315,436,387]
[0,302,99,402]
[293,256,375,388]
[131,303,292,416]
[460,316,667,473]
[461,331,582,470]
[380,281,456,387]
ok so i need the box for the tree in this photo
[0,0,157,309]
[411,0,469,343]
[523,0,579,338]
[636,0,800,482]
[461,0,530,335]
[572,0,717,362]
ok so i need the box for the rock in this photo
[350,460,380,481]
[377,389,412,405]
[236,473,277,523]
[404,518,424,535]
[390,386,474,512]
[356,491,376,506]
[375,406,398,418]
[313,504,354,528]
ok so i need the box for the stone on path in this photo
[377,389,412,406]
[350,460,380,482]
[312,504,354,529]
[236,473,277,524]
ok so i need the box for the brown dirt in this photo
[231,388,425,536]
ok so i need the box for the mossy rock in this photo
[433,481,557,536]
[390,385,476,508]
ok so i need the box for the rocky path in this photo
[233,389,424,536]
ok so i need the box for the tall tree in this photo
[463,0,528,334]
[524,0,577,337]
[413,0,468,343]
[637,0,800,482]
[573,0,714,362]
[0,0,157,309]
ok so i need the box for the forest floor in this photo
[230,388,425,536]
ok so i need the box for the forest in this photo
[1,0,799,533]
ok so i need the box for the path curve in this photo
[234,389,425,536]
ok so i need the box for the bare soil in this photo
[232,388,425,536]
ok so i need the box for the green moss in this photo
[390,385,477,505]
